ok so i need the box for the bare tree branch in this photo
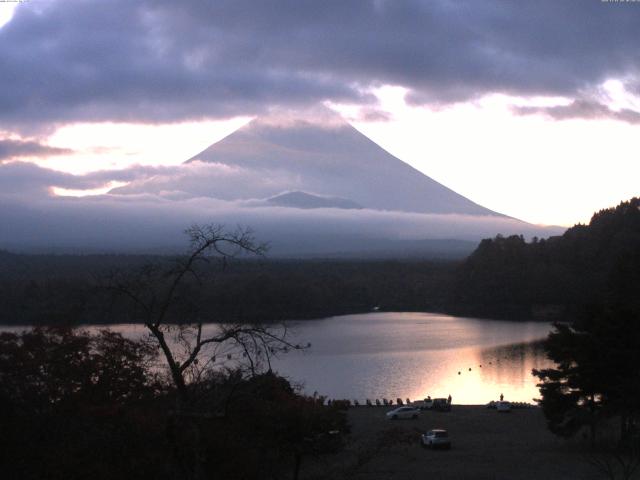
[102,224,300,409]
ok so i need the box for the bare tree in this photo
[106,224,303,403]
[105,224,306,479]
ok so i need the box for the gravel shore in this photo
[303,405,602,480]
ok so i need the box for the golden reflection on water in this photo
[272,313,554,405]
[357,342,552,406]
[429,342,552,405]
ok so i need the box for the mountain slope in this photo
[182,115,501,216]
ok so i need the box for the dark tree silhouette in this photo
[0,328,344,480]
[106,225,305,399]
[0,327,161,411]
[529,199,640,447]
[534,305,640,446]
[105,224,308,480]
[452,197,640,321]
[0,327,166,480]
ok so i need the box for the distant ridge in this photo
[267,191,363,210]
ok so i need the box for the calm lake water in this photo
[4,312,553,405]
[272,312,553,405]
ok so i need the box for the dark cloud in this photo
[1,0,639,130]
[0,161,162,197]
[0,139,72,160]
[513,99,640,124]
[0,161,80,197]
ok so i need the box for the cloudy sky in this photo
[1,0,639,228]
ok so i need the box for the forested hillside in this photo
[451,198,640,320]
[0,254,455,325]
[3,198,637,326]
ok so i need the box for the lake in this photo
[272,312,553,405]
[3,312,553,405]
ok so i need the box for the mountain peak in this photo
[243,106,350,130]
[186,112,501,216]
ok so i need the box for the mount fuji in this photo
[116,114,496,216]
[187,116,498,216]
[107,113,558,257]
[0,112,562,256]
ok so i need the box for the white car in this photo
[421,429,451,449]
[496,401,512,412]
[386,406,421,420]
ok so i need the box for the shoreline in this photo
[0,307,554,328]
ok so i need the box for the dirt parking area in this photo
[303,405,602,480]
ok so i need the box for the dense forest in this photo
[451,197,640,320]
[1,197,638,326]
[0,253,456,325]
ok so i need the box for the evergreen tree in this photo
[534,305,640,444]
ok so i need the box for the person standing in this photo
[500,393,504,401]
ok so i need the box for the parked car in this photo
[421,429,451,449]
[496,401,512,413]
[386,406,421,420]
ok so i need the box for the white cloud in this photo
[0,159,563,254]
